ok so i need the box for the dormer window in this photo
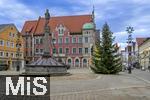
[59,28,64,34]
[57,24,65,36]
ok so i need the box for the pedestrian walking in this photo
[148,66,150,72]
[128,65,132,74]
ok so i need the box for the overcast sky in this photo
[0,0,150,49]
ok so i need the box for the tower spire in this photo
[92,5,95,22]
[92,5,96,29]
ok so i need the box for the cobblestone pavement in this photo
[50,86,150,100]
[50,69,150,100]
[50,68,98,81]
[1,69,150,99]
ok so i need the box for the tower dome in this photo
[82,22,94,30]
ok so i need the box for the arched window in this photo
[75,59,79,67]
[83,59,87,67]
[68,59,71,65]
[58,24,64,35]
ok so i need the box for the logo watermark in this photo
[0,75,50,100]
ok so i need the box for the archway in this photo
[83,59,87,67]
[67,59,72,67]
[75,59,80,67]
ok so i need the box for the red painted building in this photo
[21,11,98,68]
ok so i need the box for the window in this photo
[65,37,69,43]
[83,59,87,64]
[68,59,71,65]
[59,29,61,34]
[59,48,63,54]
[40,49,43,53]
[36,39,39,44]
[58,37,63,44]
[78,37,82,43]
[65,48,69,54]
[35,38,43,44]
[79,48,82,54]
[75,59,79,64]
[25,37,28,47]
[59,29,64,34]
[40,38,43,44]
[72,37,76,43]
[85,37,88,43]
[85,48,88,54]
[0,40,4,46]
[75,59,79,67]
[72,48,76,54]
[53,48,56,54]
[6,52,9,57]
[16,53,18,57]
[11,53,14,58]
[11,42,14,48]
[6,41,10,47]
[0,51,4,57]
[20,54,22,57]
[36,49,39,53]
[16,53,22,57]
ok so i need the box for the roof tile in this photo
[136,38,146,46]
[21,15,92,35]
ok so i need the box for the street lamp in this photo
[126,26,134,74]
[16,32,22,71]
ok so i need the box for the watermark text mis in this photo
[0,75,49,100]
[6,76,49,96]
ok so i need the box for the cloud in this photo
[118,42,127,50]
[0,0,38,31]
[132,0,150,4]
[0,0,149,44]
[50,7,75,16]
[124,14,150,38]
[114,31,127,36]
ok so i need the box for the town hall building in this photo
[21,10,99,68]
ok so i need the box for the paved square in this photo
[50,69,150,100]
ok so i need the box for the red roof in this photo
[136,38,146,46]
[21,15,92,35]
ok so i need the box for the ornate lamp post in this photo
[126,26,134,74]
[16,32,22,71]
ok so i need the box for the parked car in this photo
[133,62,140,69]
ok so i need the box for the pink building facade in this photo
[22,13,98,68]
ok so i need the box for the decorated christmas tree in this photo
[91,23,122,74]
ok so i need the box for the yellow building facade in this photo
[0,24,24,71]
[139,38,150,70]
